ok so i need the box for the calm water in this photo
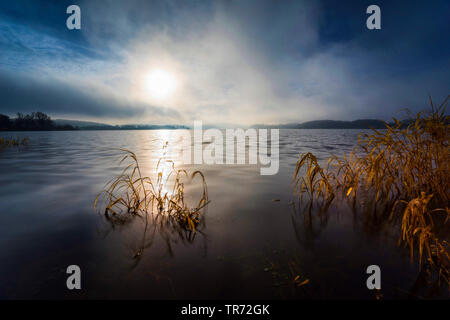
[0,130,442,299]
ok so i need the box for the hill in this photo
[252,119,387,129]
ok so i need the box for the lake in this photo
[0,129,442,299]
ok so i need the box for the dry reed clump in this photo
[95,144,209,233]
[293,153,335,208]
[0,137,28,147]
[294,96,450,287]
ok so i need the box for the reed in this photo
[294,153,335,208]
[95,144,209,232]
[294,96,450,287]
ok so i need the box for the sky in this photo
[0,0,449,126]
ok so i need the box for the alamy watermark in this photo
[178,121,279,176]
[66,5,81,30]
[66,265,81,290]
[366,5,381,30]
[366,265,381,290]
[66,4,381,31]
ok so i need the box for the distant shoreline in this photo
[0,126,386,132]
[56,118,405,130]
[2,112,415,131]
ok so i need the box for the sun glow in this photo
[144,69,177,100]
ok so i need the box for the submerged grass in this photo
[0,137,28,147]
[95,142,209,236]
[294,96,450,288]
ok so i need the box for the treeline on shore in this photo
[0,112,190,131]
[0,112,76,131]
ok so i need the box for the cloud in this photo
[0,0,448,125]
[0,70,181,122]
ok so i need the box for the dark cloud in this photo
[0,70,180,120]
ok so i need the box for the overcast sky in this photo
[0,0,449,125]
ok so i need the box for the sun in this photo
[144,69,177,100]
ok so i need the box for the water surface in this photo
[0,130,440,299]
